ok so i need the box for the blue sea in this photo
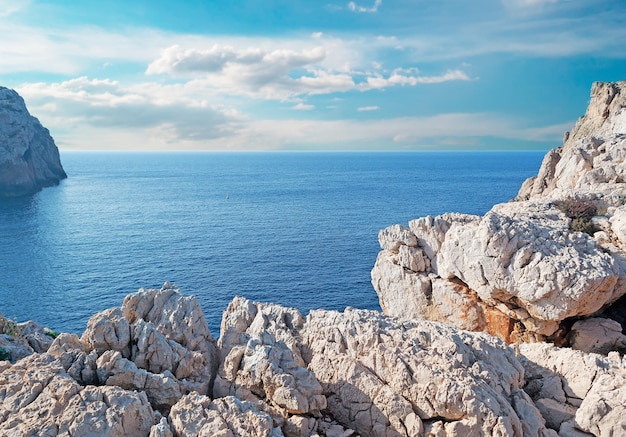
[0,151,544,336]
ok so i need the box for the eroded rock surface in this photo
[0,353,158,436]
[0,86,66,196]
[519,342,626,436]
[372,81,626,344]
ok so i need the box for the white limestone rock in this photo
[568,317,626,354]
[0,86,66,196]
[215,297,326,417]
[0,353,158,436]
[518,342,626,436]
[168,392,280,437]
[79,283,219,408]
[300,307,554,437]
[517,81,626,202]
[373,200,621,340]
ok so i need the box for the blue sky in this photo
[1,0,625,151]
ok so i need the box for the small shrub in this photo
[571,217,596,235]
[0,348,9,361]
[0,318,20,337]
[555,198,598,220]
[555,198,598,235]
[45,330,60,339]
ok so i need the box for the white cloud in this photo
[358,106,379,111]
[147,45,326,78]
[147,45,470,100]
[18,77,243,148]
[348,0,382,13]
[0,0,26,17]
[292,103,315,110]
[366,69,470,89]
[311,32,324,39]
[503,0,558,8]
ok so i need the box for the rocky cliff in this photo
[0,86,66,196]
[1,285,624,436]
[372,81,626,346]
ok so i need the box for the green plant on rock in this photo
[45,330,60,339]
[571,217,596,235]
[554,197,598,235]
[0,317,20,337]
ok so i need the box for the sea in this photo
[0,151,545,336]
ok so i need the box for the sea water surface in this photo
[0,151,544,335]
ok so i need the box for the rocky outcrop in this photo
[519,342,626,436]
[372,81,626,344]
[0,86,66,196]
[517,81,626,202]
[1,288,625,435]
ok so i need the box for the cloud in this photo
[147,45,470,100]
[146,45,326,78]
[18,77,243,148]
[366,69,470,88]
[347,0,382,13]
[358,106,379,111]
[292,103,315,110]
[503,0,558,8]
[0,0,26,17]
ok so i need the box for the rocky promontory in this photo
[1,82,626,436]
[372,81,626,346]
[0,86,66,196]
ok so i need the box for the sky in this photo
[1,0,625,151]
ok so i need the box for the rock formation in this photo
[1,285,625,435]
[0,86,66,196]
[372,81,626,345]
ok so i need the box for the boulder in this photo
[214,297,326,417]
[518,343,626,436]
[372,81,626,343]
[0,86,66,196]
[372,201,622,341]
[80,282,219,409]
[168,393,280,437]
[568,317,626,354]
[0,353,158,436]
[302,308,556,437]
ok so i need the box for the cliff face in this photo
[372,81,626,345]
[0,87,67,196]
[517,81,626,201]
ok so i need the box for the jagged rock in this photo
[79,283,219,408]
[16,320,55,353]
[215,297,326,417]
[0,353,158,436]
[47,333,98,385]
[0,86,66,196]
[149,417,174,437]
[568,317,626,354]
[168,392,280,437]
[0,334,33,362]
[518,342,626,435]
[372,81,626,343]
[517,81,626,202]
[301,308,555,437]
[96,350,183,410]
[372,201,621,341]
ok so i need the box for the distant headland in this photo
[0,87,66,197]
